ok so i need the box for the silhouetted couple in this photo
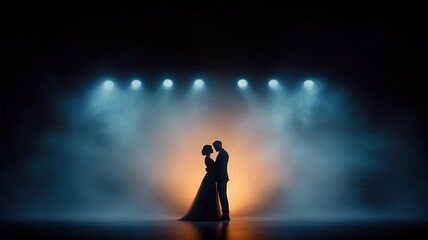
[180,140,230,221]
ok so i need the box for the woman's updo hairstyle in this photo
[201,145,214,156]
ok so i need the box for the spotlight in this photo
[193,79,205,89]
[103,80,114,90]
[163,79,173,89]
[237,79,248,88]
[268,79,279,89]
[303,80,314,89]
[131,80,142,90]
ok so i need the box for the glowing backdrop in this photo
[5,78,421,220]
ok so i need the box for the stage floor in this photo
[1,218,427,239]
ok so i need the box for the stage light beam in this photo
[163,79,173,89]
[304,80,314,89]
[103,80,114,90]
[268,79,279,89]
[131,80,142,90]
[193,79,205,89]
[238,79,248,89]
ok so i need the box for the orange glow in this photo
[140,109,287,216]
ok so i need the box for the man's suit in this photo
[216,148,229,215]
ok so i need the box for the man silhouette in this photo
[213,140,230,221]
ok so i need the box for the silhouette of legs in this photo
[217,181,229,218]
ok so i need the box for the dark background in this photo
[1,4,426,217]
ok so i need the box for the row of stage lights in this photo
[102,79,316,91]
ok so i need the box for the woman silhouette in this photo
[180,145,220,221]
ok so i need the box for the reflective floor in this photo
[1,218,427,239]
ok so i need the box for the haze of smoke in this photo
[3,81,423,220]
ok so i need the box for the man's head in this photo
[213,140,222,152]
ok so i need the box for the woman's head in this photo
[201,145,214,156]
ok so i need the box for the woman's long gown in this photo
[180,156,220,221]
